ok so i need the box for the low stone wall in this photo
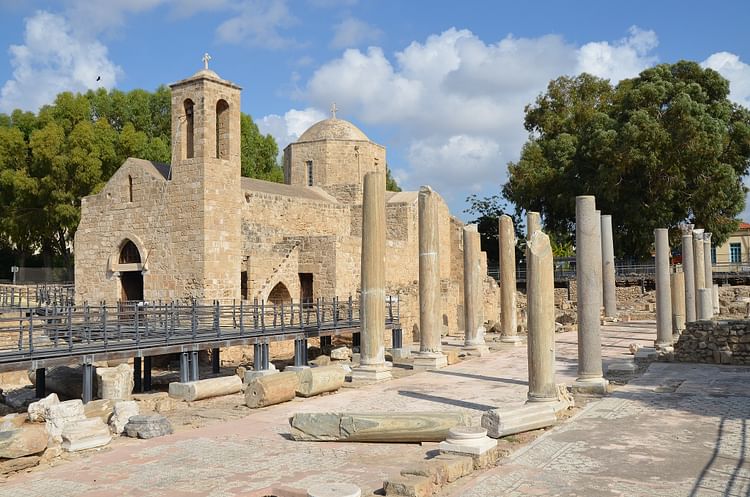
[674,319,750,365]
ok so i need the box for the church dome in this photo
[297,118,369,142]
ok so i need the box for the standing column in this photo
[352,172,392,383]
[703,232,714,315]
[654,229,673,350]
[693,229,707,318]
[499,215,520,343]
[697,288,713,320]
[527,211,541,239]
[670,271,686,338]
[595,211,603,309]
[601,215,617,318]
[526,230,557,402]
[413,186,447,369]
[573,196,607,394]
[463,224,489,355]
[681,224,696,322]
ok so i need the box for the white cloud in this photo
[702,51,750,108]
[308,0,358,7]
[216,0,299,49]
[577,26,658,82]
[297,27,659,208]
[330,17,382,49]
[258,107,326,151]
[0,11,121,113]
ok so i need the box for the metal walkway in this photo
[0,297,400,373]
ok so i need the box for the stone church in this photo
[74,65,500,339]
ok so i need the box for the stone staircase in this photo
[255,240,301,299]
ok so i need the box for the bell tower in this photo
[167,56,242,300]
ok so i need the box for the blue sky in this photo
[1,0,749,221]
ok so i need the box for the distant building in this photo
[713,222,750,265]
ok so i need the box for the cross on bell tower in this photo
[202,52,212,70]
[330,102,338,119]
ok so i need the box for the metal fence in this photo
[0,284,75,308]
[0,296,399,367]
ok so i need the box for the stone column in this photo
[670,271,686,338]
[601,214,617,318]
[654,229,673,350]
[526,230,556,402]
[697,288,713,320]
[681,224,696,323]
[713,283,720,315]
[413,186,447,370]
[352,172,392,383]
[527,211,541,239]
[595,210,603,309]
[703,232,714,316]
[499,215,520,344]
[693,229,707,318]
[573,196,607,394]
[463,224,489,356]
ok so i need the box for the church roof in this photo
[124,158,172,180]
[241,177,337,203]
[297,118,369,143]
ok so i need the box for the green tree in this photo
[503,61,750,257]
[240,113,282,181]
[385,165,401,192]
[464,194,523,264]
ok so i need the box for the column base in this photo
[462,344,490,357]
[654,341,674,353]
[389,347,411,360]
[572,377,608,395]
[412,352,448,370]
[499,335,523,345]
[350,364,392,385]
[438,426,497,456]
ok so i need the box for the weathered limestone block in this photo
[289,412,471,442]
[245,371,299,408]
[45,399,86,442]
[296,365,345,398]
[306,483,361,497]
[61,418,112,452]
[481,403,557,438]
[131,392,175,413]
[28,393,59,422]
[383,475,432,497]
[83,399,114,424]
[95,364,133,400]
[0,413,28,431]
[330,347,352,361]
[124,414,173,439]
[432,454,474,482]
[0,424,47,458]
[168,375,242,402]
[309,355,331,367]
[0,455,40,474]
[110,400,140,435]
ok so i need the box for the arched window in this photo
[267,282,292,305]
[128,175,133,202]
[216,99,229,159]
[119,240,141,264]
[184,99,195,159]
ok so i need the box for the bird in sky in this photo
[96,76,101,82]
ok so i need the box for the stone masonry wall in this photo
[675,320,750,365]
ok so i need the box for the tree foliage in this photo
[464,193,522,264]
[385,165,401,192]
[503,61,750,257]
[0,87,282,267]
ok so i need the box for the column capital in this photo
[680,223,694,236]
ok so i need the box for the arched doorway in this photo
[119,240,143,301]
[267,282,291,305]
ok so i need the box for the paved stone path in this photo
[2,321,747,497]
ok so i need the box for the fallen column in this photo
[481,402,558,438]
[526,230,557,402]
[414,185,447,369]
[289,411,471,442]
[654,228,673,350]
[601,214,617,317]
[499,215,520,343]
[307,483,362,497]
[246,371,299,408]
[681,224,696,322]
[168,375,242,402]
[670,271,686,337]
[352,172,392,383]
[296,365,346,398]
[462,224,489,355]
[573,196,607,394]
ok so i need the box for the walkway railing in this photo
[0,296,399,369]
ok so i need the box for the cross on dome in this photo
[330,102,338,119]
[202,52,212,70]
